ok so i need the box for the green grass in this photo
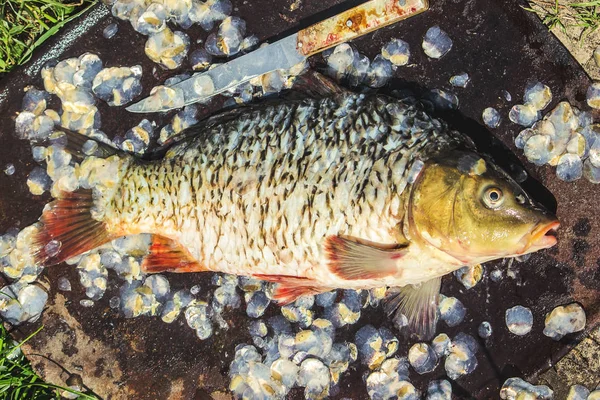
[0,323,97,399]
[0,0,97,73]
[525,0,600,43]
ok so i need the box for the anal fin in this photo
[253,274,325,305]
[142,235,205,273]
[382,277,442,340]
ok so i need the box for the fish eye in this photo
[483,187,504,209]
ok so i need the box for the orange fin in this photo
[141,235,205,273]
[253,274,325,305]
[34,189,113,266]
[324,236,407,280]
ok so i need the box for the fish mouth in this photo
[521,220,560,253]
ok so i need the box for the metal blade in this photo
[126,34,305,113]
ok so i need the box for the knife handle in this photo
[297,0,428,56]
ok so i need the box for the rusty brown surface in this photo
[0,0,599,399]
[297,0,428,56]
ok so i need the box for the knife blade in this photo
[127,0,429,113]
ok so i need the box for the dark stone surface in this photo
[0,0,598,399]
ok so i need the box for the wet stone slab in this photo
[0,0,599,399]
[538,327,600,399]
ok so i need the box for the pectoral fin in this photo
[142,235,205,273]
[383,277,441,340]
[324,236,408,280]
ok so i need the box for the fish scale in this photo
[103,93,450,287]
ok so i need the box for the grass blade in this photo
[0,0,96,73]
[17,1,97,66]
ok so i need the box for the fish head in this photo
[407,150,559,265]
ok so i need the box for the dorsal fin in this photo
[147,70,352,158]
[54,128,123,160]
[287,70,350,99]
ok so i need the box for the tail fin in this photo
[34,189,114,266]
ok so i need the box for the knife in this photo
[126,0,429,113]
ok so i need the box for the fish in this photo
[33,72,559,338]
